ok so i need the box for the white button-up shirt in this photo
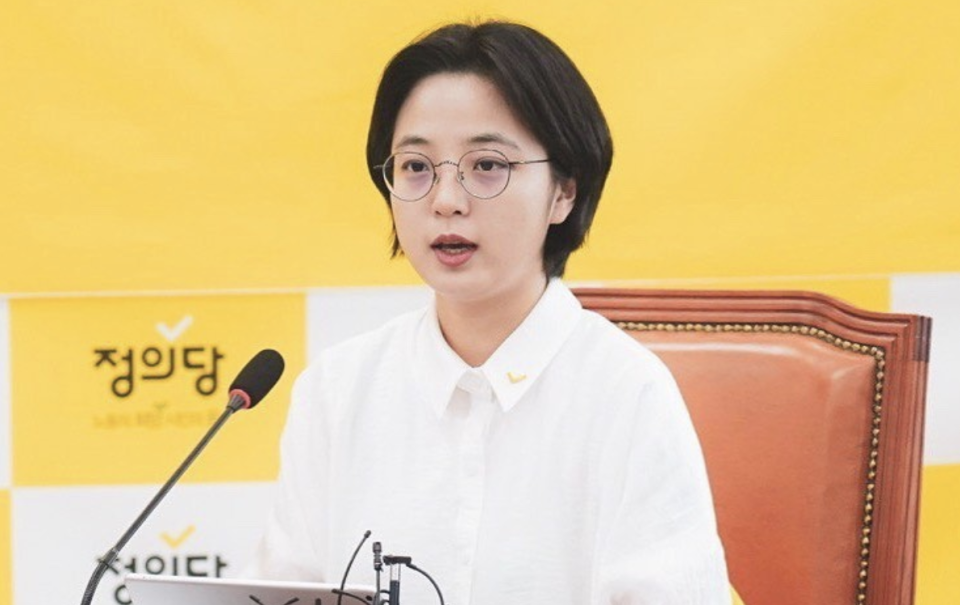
[249,280,730,604]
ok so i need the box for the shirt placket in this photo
[452,370,495,605]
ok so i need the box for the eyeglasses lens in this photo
[460,150,511,199]
[383,152,434,201]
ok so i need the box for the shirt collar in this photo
[414,279,583,417]
[415,302,472,418]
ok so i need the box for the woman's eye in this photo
[401,160,430,173]
[473,158,509,172]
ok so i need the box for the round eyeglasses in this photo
[374,149,551,202]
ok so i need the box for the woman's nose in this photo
[430,164,470,216]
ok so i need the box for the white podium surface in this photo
[125,573,376,605]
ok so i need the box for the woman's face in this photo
[389,72,575,308]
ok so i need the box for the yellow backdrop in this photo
[1,0,957,293]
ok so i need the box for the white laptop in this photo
[125,573,376,605]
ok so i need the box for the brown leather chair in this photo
[573,288,931,605]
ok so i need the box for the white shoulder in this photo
[297,306,425,390]
[573,309,676,386]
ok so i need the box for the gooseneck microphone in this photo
[335,530,372,605]
[78,349,285,605]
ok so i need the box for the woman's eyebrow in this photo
[394,134,429,148]
[469,132,521,150]
[394,132,521,150]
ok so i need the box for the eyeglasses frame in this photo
[373,148,551,202]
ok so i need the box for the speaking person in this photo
[250,20,730,604]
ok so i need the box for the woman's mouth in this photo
[431,235,478,267]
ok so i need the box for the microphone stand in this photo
[373,542,383,605]
[79,399,244,605]
[384,556,411,605]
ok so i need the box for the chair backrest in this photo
[573,288,930,605]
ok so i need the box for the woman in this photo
[252,21,730,604]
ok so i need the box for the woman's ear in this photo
[549,178,577,225]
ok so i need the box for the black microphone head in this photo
[228,349,285,410]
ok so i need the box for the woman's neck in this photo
[436,277,549,367]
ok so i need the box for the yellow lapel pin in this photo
[507,372,527,384]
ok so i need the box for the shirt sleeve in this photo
[591,360,732,604]
[243,360,332,581]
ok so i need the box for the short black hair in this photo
[366,21,613,278]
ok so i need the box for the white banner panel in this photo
[891,273,960,464]
[12,482,274,605]
[0,298,10,489]
[307,286,431,359]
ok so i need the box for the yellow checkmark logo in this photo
[161,525,196,549]
[507,372,527,384]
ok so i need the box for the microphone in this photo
[79,349,285,605]
[227,349,285,411]
[335,530,371,605]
